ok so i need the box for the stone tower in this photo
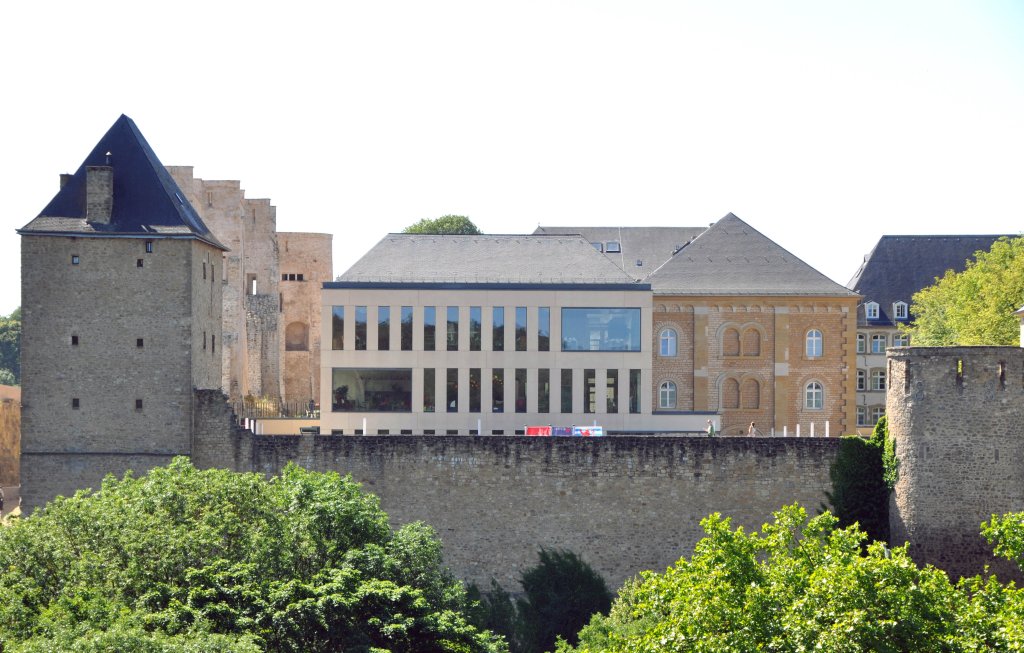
[17,115,227,513]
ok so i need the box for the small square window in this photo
[135,399,143,411]
[72,398,80,409]
[282,274,288,281]
[136,338,144,348]
[71,255,80,265]
[71,335,79,346]
[606,241,621,253]
[145,240,153,253]
[296,273,304,281]
[137,259,144,268]
[635,259,643,267]
[592,242,603,252]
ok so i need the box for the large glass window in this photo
[492,307,504,351]
[492,369,504,412]
[447,307,459,351]
[857,369,867,391]
[629,369,640,413]
[871,406,886,423]
[805,329,822,358]
[515,307,528,351]
[583,369,596,413]
[871,334,887,354]
[332,368,411,412]
[331,306,344,350]
[515,368,527,413]
[561,308,641,351]
[607,369,618,413]
[377,306,390,351]
[355,306,367,350]
[446,368,458,412]
[872,369,886,391]
[561,369,573,413]
[469,368,481,412]
[805,381,823,409]
[857,406,867,426]
[659,381,677,409]
[660,328,677,356]
[893,333,909,347]
[424,307,436,351]
[470,307,482,351]
[401,306,413,351]
[856,333,866,353]
[538,368,550,413]
[538,307,550,351]
[423,368,435,412]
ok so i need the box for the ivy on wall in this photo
[826,417,892,543]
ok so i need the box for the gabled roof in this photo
[333,234,645,288]
[847,234,1017,326]
[646,213,857,297]
[532,226,706,281]
[18,115,225,250]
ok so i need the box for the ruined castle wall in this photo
[279,233,332,405]
[888,346,1024,581]
[249,435,839,590]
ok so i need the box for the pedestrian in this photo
[0,487,5,516]
[706,419,717,437]
[747,421,760,436]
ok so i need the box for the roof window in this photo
[606,241,621,253]
[865,302,879,320]
[592,242,603,252]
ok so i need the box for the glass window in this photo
[331,306,344,350]
[538,307,550,351]
[871,334,887,354]
[447,307,459,351]
[872,369,886,391]
[806,329,823,358]
[865,302,879,320]
[805,381,823,409]
[492,369,504,412]
[355,306,367,350]
[561,308,641,352]
[606,241,621,253]
[469,368,481,413]
[470,307,482,351]
[446,368,458,412]
[871,406,886,423]
[401,306,413,351]
[515,368,527,413]
[492,307,504,351]
[629,369,641,414]
[377,306,390,351]
[538,368,550,413]
[660,328,677,356]
[893,333,909,347]
[515,307,528,351]
[332,368,411,412]
[607,369,618,413]
[856,333,866,353]
[583,369,596,413]
[561,369,573,413]
[659,381,677,409]
[893,302,908,320]
[424,368,435,412]
[857,406,867,426]
[424,307,436,351]
[857,369,867,391]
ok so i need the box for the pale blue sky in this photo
[2,0,1022,316]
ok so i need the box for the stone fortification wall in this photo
[888,346,1024,582]
[247,435,839,589]
[279,233,332,406]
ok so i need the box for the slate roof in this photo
[18,115,225,250]
[333,234,645,287]
[533,226,707,281]
[846,234,1017,326]
[646,213,858,297]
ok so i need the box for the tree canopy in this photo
[903,236,1024,346]
[0,458,506,653]
[403,215,482,235]
[0,307,20,385]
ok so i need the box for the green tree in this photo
[0,459,506,653]
[904,236,1024,346]
[403,215,482,235]
[0,307,20,384]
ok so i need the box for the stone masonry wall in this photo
[888,346,1024,582]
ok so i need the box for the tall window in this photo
[856,333,866,353]
[723,328,740,356]
[447,307,459,351]
[538,307,550,351]
[401,306,413,350]
[492,369,504,412]
[331,306,345,350]
[424,307,436,351]
[660,328,677,357]
[423,368,435,412]
[741,378,759,409]
[470,307,482,351]
[515,369,527,413]
[741,328,760,356]
[583,369,596,413]
[515,307,527,351]
[561,369,573,413]
[354,306,367,350]
[872,369,886,391]
[805,381,823,409]
[857,369,867,391]
[446,368,458,412]
[629,369,641,414]
[805,329,823,358]
[377,306,390,351]
[469,368,481,412]
[607,369,619,413]
[492,307,505,351]
[871,406,886,423]
[538,368,550,413]
[871,334,887,354]
[857,406,867,426]
[659,381,677,409]
[722,378,740,409]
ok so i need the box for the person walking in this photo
[706,419,717,437]
[747,422,761,436]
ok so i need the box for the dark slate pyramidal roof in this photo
[647,213,857,296]
[18,115,225,250]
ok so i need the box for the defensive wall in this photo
[888,346,1024,582]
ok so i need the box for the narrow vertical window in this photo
[470,306,482,351]
[659,381,677,409]
[137,259,144,268]
[145,240,153,253]
[211,335,215,353]
[492,307,504,351]
[424,368,435,412]
[629,369,641,413]
[446,368,458,412]
[136,338,144,348]
[332,306,345,350]
[377,306,390,351]
[424,307,436,351]
[447,307,459,351]
[660,329,677,356]
[71,335,79,346]
[538,307,550,352]
[607,369,618,413]
[72,398,80,409]
[203,262,207,279]
[538,368,550,413]
[515,368,527,413]
[515,307,527,351]
[135,399,143,411]
[561,369,573,413]
[401,306,413,351]
[470,368,481,412]
[583,369,596,413]
[492,369,505,412]
[203,331,207,350]
[71,255,80,265]
[355,306,367,350]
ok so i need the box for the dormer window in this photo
[865,302,879,320]
[606,241,621,253]
[893,301,908,320]
[592,242,603,252]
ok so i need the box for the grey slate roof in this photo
[847,234,1017,326]
[335,234,644,286]
[533,226,707,281]
[646,213,858,296]
[18,115,225,250]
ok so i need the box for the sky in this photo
[2,0,1022,317]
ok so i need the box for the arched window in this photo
[857,369,867,391]
[659,381,677,409]
[856,333,866,353]
[722,378,740,409]
[285,322,309,351]
[723,328,740,356]
[659,328,677,357]
[741,328,760,356]
[806,329,823,358]
[741,378,760,409]
[805,381,823,409]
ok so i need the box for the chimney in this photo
[59,173,73,188]
[85,165,113,224]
